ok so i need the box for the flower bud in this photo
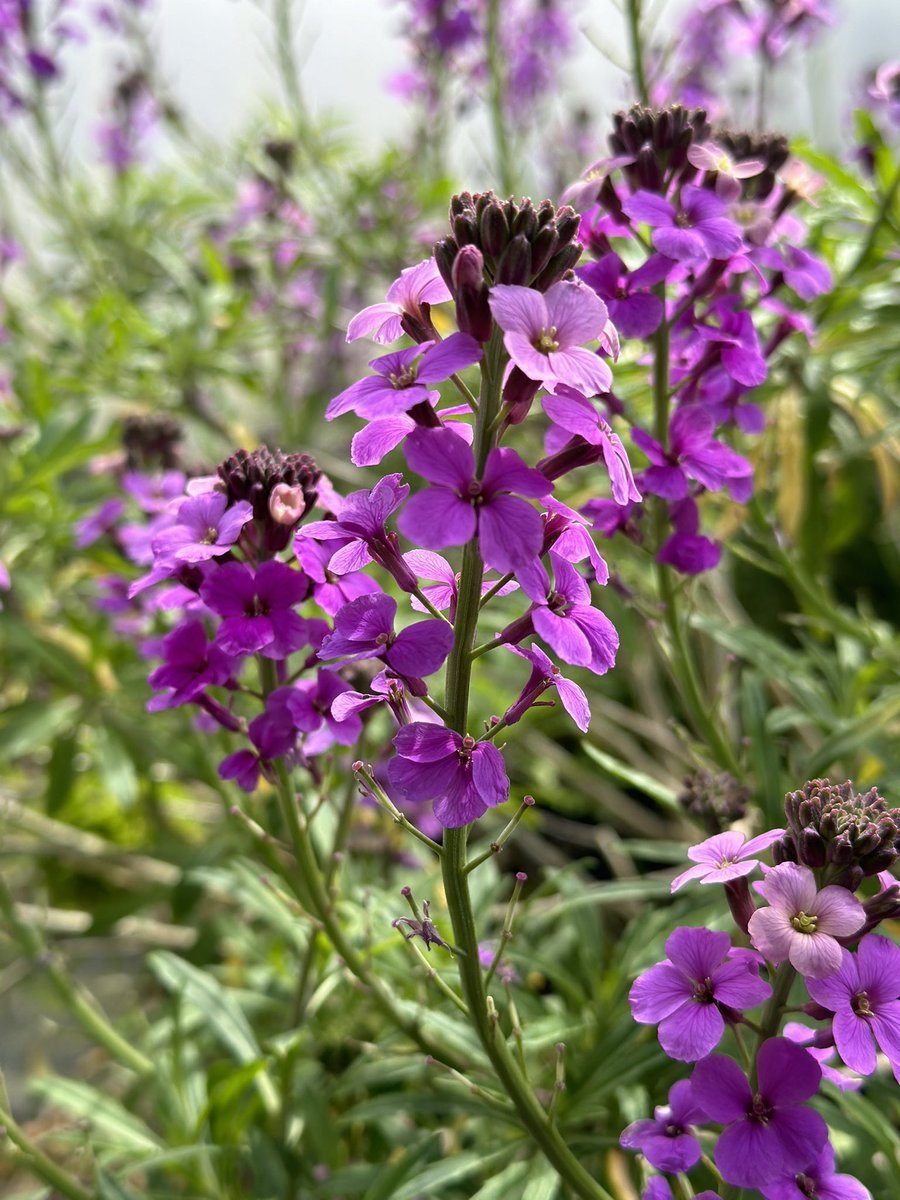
[495,235,532,286]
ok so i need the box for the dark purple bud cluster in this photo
[609,104,712,193]
[774,778,900,889]
[217,446,321,552]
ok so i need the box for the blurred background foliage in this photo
[0,0,899,1197]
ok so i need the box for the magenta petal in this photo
[417,331,483,382]
[387,619,454,677]
[622,191,675,226]
[789,931,843,979]
[546,346,613,395]
[690,1054,751,1123]
[640,1131,701,1173]
[555,676,590,732]
[871,1004,900,1062]
[399,488,477,550]
[393,721,458,762]
[665,927,731,980]
[711,959,772,1010]
[533,607,592,666]
[741,829,786,858]
[482,447,551,499]
[748,906,796,965]
[433,771,488,827]
[543,279,609,344]
[716,1118,782,1187]
[833,1008,877,1074]
[629,963,692,1023]
[351,417,416,466]
[858,934,900,1000]
[488,284,547,337]
[769,1106,828,1176]
[217,615,274,655]
[806,950,857,1009]
[471,742,509,809]
[659,1001,725,1061]
[404,426,475,487]
[757,1038,822,1105]
[671,862,715,892]
[478,496,543,572]
[388,752,459,802]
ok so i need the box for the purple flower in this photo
[326,333,482,421]
[346,258,451,344]
[629,927,772,1061]
[671,828,785,892]
[692,1038,827,1188]
[697,303,768,388]
[318,593,453,680]
[294,535,381,616]
[516,553,619,677]
[218,697,300,792]
[388,722,509,828]
[146,620,236,709]
[122,471,187,514]
[405,550,516,621]
[620,1080,706,1173]
[577,252,668,338]
[622,186,743,264]
[503,642,591,733]
[747,863,866,979]
[760,1142,872,1200]
[278,670,364,756]
[300,474,417,592]
[657,496,721,574]
[200,560,311,659]
[631,406,753,501]
[488,280,615,395]
[151,493,253,564]
[805,935,900,1081]
[541,387,642,505]
[398,428,550,573]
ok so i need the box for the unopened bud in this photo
[269,483,307,526]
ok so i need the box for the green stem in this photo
[625,0,650,104]
[438,332,614,1200]
[0,875,153,1078]
[0,1098,94,1200]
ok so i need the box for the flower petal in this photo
[659,1000,725,1061]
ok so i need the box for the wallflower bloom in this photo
[783,1023,862,1091]
[325,333,481,421]
[146,620,236,710]
[346,257,451,344]
[691,1038,827,1188]
[151,493,254,563]
[748,863,865,978]
[629,926,772,1061]
[515,553,619,677]
[489,279,615,395]
[671,828,785,892]
[398,428,549,573]
[541,387,642,505]
[622,186,743,264]
[805,935,900,1081]
[631,406,753,501]
[503,643,590,733]
[201,561,311,659]
[619,1080,706,1172]
[318,593,453,680]
[388,722,509,828]
[760,1143,872,1200]
[577,252,668,338]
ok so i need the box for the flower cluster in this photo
[621,776,894,1196]
[565,104,830,573]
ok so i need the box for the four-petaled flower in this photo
[489,279,616,395]
[747,862,865,978]
[623,186,743,265]
[760,1142,872,1200]
[346,257,451,344]
[151,492,253,563]
[691,1037,828,1189]
[632,406,753,501]
[620,1080,707,1173]
[318,593,453,681]
[671,828,785,892]
[398,427,550,573]
[629,926,772,1061]
[201,560,311,659]
[388,721,509,828]
[805,935,900,1082]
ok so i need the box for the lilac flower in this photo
[122,471,187,514]
[295,535,381,617]
[577,252,668,338]
[747,863,865,978]
[151,493,254,564]
[279,670,364,755]
[629,927,772,1060]
[620,1080,706,1173]
[219,702,298,793]
[631,406,753,501]
[405,550,516,620]
[539,499,610,582]
[398,428,549,573]
[805,935,900,1081]
[503,643,591,732]
[622,187,742,264]
[542,387,642,504]
[489,280,615,395]
[691,1038,827,1189]
[671,828,785,892]
[697,303,768,388]
[300,474,417,592]
[757,244,832,301]
[687,141,765,202]
[200,560,311,659]
[325,333,481,421]
[146,620,237,710]
[657,496,721,574]
[512,553,618,676]
[318,593,453,680]
[760,1142,872,1200]
[783,1023,862,1091]
[388,722,509,828]
[346,258,451,344]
